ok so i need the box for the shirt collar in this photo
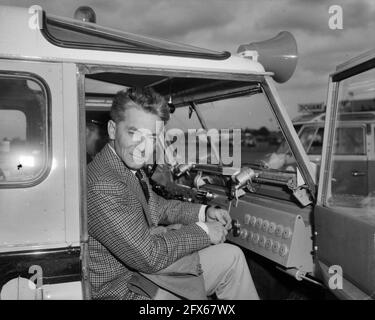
[108,143,136,175]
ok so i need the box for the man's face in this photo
[108,107,161,170]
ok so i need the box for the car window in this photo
[299,126,318,153]
[299,125,364,157]
[334,127,365,155]
[197,90,297,172]
[309,127,324,155]
[164,105,203,164]
[0,75,49,185]
[327,67,375,209]
[163,89,298,173]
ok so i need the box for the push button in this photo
[256,218,263,229]
[250,216,257,227]
[244,214,251,225]
[265,238,273,250]
[279,244,289,257]
[248,231,254,242]
[282,227,292,239]
[276,225,284,237]
[272,241,280,253]
[262,220,269,232]
[252,233,260,244]
[268,222,276,234]
[240,229,248,240]
[258,235,267,247]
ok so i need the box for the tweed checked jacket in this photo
[87,144,211,300]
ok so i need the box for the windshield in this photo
[164,90,299,174]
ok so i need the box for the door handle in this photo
[351,170,366,177]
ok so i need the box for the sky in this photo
[1,0,374,120]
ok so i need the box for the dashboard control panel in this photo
[227,200,313,272]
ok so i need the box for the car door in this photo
[314,56,375,300]
[331,125,368,196]
[0,60,82,299]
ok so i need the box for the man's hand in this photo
[206,221,228,244]
[150,224,183,235]
[206,206,232,230]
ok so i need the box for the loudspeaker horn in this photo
[237,31,298,83]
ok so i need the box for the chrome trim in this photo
[318,79,339,205]
[77,65,91,300]
[85,64,267,83]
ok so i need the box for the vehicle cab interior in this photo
[82,71,327,299]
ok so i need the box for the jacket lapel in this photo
[100,144,154,227]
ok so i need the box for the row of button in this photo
[239,229,289,257]
[244,214,292,239]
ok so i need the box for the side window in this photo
[327,67,375,208]
[298,126,318,153]
[0,75,49,185]
[309,127,324,155]
[334,127,365,155]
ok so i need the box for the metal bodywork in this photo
[314,50,375,299]
[0,60,83,299]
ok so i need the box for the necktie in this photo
[135,170,150,203]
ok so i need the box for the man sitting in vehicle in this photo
[86,87,259,300]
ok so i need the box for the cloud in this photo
[257,4,327,34]
[87,0,238,39]
[256,0,375,35]
[341,1,375,29]
[2,0,373,118]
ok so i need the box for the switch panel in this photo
[227,200,313,272]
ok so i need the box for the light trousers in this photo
[154,243,259,300]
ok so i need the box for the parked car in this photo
[279,109,375,197]
[243,132,257,147]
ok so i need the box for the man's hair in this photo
[110,87,170,123]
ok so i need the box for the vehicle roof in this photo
[0,5,267,77]
[44,13,230,60]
